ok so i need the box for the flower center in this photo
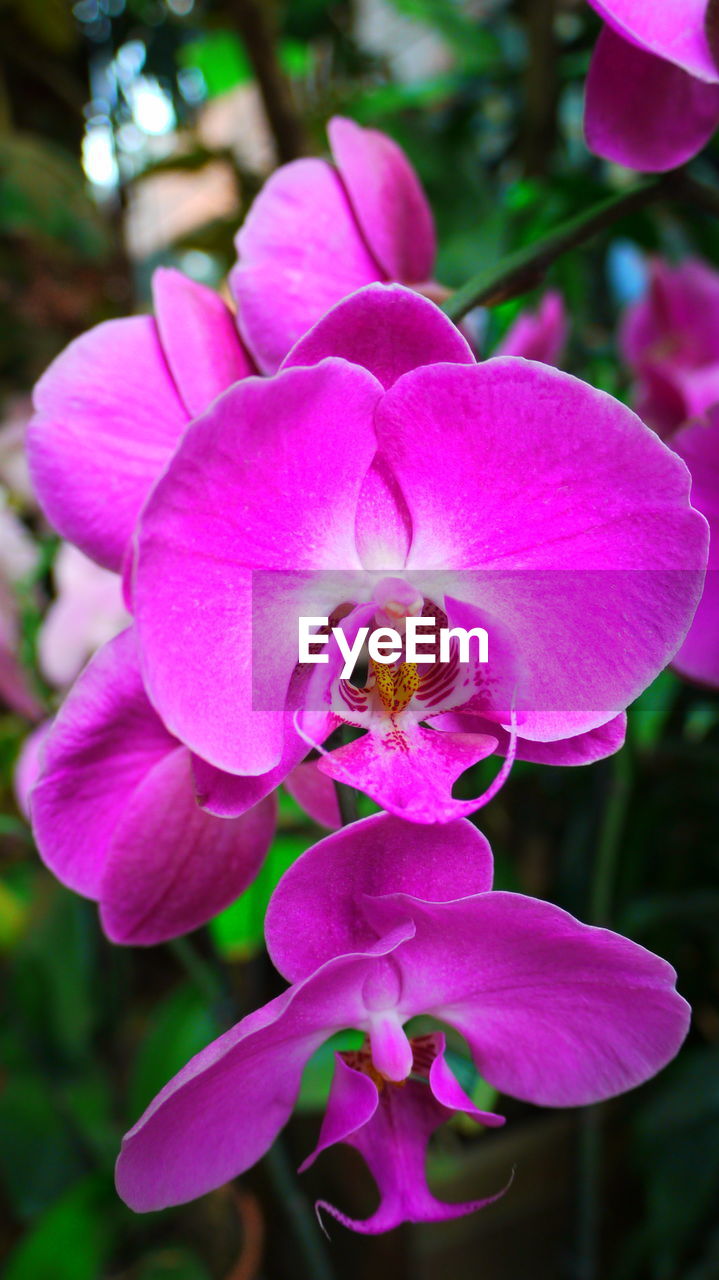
[372,576,424,633]
[342,1032,442,1090]
[371,657,419,716]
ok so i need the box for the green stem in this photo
[589,746,634,929]
[167,935,225,1006]
[442,170,719,321]
[442,177,668,320]
[264,1141,336,1279]
[575,1106,602,1280]
[575,746,634,1280]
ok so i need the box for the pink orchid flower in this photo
[28,628,276,945]
[24,270,277,939]
[494,290,567,366]
[38,543,130,689]
[28,267,253,573]
[230,115,443,373]
[672,409,719,688]
[125,285,707,824]
[116,813,689,1231]
[585,1,719,172]
[620,258,719,438]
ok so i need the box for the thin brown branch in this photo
[231,0,307,163]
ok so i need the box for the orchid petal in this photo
[282,283,474,389]
[38,544,130,688]
[432,711,627,765]
[14,720,51,817]
[587,0,718,82]
[284,761,342,830]
[375,358,708,741]
[316,724,498,825]
[152,268,254,418]
[328,116,436,284]
[134,361,383,774]
[312,1050,506,1234]
[585,26,719,172]
[29,317,187,571]
[30,628,176,896]
[496,291,567,365]
[100,749,275,945]
[672,412,719,686]
[116,932,414,1212]
[266,812,493,982]
[231,159,381,373]
[365,891,691,1108]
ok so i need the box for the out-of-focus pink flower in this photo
[38,544,130,688]
[672,409,719,687]
[0,394,34,504]
[230,116,441,373]
[116,814,689,1228]
[29,629,276,945]
[616,256,719,687]
[28,268,254,572]
[13,721,51,817]
[127,286,706,823]
[585,2,719,172]
[495,291,567,366]
[620,258,719,437]
[0,497,41,720]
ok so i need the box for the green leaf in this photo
[0,1075,88,1217]
[133,1249,212,1280]
[629,668,681,749]
[0,877,27,948]
[10,888,98,1061]
[210,830,314,960]
[128,984,221,1120]
[3,1174,118,1280]
[178,31,252,97]
[634,1046,719,1270]
[0,134,109,259]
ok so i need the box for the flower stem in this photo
[575,746,634,1280]
[442,170,719,321]
[589,746,634,929]
[230,0,307,162]
[167,934,226,1006]
[263,1140,336,1280]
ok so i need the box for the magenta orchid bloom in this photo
[116,813,689,1231]
[28,267,253,573]
[585,1,719,172]
[495,290,567,366]
[672,410,719,687]
[620,258,719,437]
[127,285,707,824]
[230,116,441,373]
[28,628,276,945]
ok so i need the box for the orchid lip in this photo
[367,1012,413,1083]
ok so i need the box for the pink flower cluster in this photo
[23,120,710,1233]
[620,257,719,687]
